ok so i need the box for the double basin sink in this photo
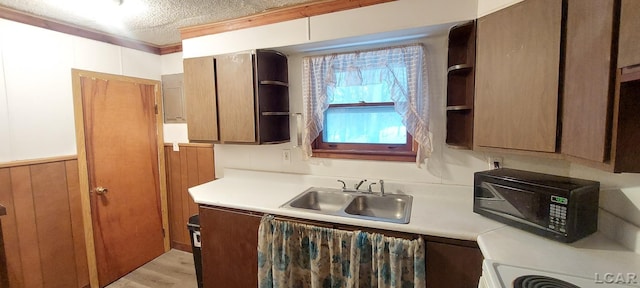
[280,187,413,224]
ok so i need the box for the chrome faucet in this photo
[337,179,368,193]
[337,179,385,195]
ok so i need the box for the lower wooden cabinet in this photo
[199,206,484,288]
[426,238,484,288]
[199,206,262,288]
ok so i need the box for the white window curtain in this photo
[301,43,431,165]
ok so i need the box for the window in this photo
[302,44,431,164]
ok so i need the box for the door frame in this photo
[71,69,170,288]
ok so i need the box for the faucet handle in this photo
[337,180,346,190]
[355,179,367,190]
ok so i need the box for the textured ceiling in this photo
[0,0,318,46]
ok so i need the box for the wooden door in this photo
[562,0,617,163]
[474,0,562,152]
[77,71,166,287]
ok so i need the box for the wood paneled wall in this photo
[164,143,215,252]
[0,157,89,288]
[0,204,8,288]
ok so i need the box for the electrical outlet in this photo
[282,149,291,164]
[488,156,503,169]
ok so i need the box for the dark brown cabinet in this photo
[474,0,562,153]
[198,206,484,288]
[184,50,290,144]
[446,21,476,149]
[199,206,262,288]
[425,238,483,288]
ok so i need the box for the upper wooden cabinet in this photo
[184,57,219,142]
[474,0,562,153]
[216,53,256,143]
[618,0,640,68]
[562,0,640,172]
[562,0,617,163]
[184,50,290,144]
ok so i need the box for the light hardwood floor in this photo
[105,249,198,288]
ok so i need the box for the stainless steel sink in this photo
[280,187,412,224]
[344,194,412,223]
[288,189,352,213]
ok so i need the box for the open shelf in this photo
[446,20,476,149]
[447,64,473,74]
[255,50,290,144]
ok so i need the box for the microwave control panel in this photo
[548,195,568,234]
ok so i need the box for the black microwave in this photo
[473,168,600,243]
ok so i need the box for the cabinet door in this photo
[184,57,219,142]
[426,241,483,288]
[199,206,261,288]
[619,0,640,68]
[217,52,257,143]
[562,0,617,163]
[474,0,562,152]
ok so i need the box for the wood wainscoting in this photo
[164,143,215,252]
[0,156,89,288]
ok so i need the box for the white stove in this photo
[480,260,639,288]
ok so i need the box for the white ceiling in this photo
[0,0,317,46]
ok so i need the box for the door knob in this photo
[95,186,109,195]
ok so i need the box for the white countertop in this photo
[188,168,505,241]
[189,168,640,285]
[478,226,640,281]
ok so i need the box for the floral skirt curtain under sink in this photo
[258,216,426,288]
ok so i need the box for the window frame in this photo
[311,101,417,162]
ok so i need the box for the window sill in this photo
[312,149,416,162]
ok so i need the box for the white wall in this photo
[0,19,160,162]
[182,0,477,59]
[0,39,10,162]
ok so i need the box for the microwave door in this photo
[477,182,526,218]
